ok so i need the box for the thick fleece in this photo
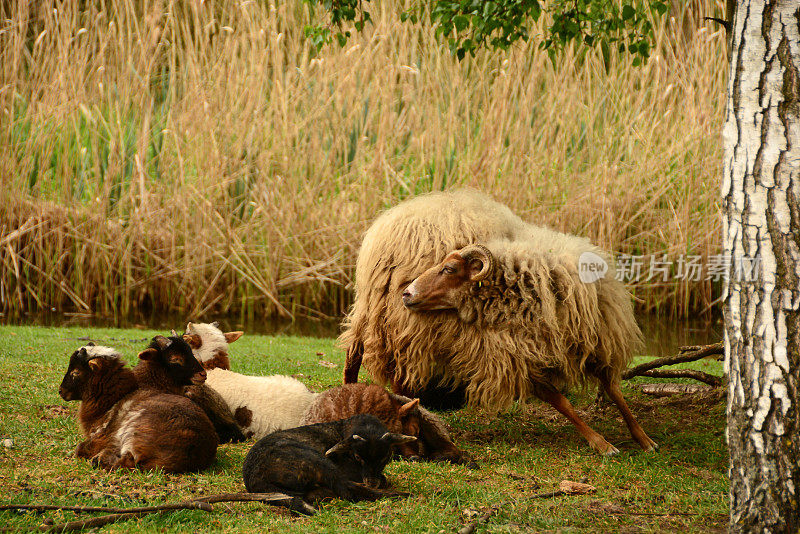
[340,189,642,411]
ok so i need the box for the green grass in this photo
[0,325,728,532]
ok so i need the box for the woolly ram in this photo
[341,189,656,456]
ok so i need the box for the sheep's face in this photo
[59,348,123,401]
[139,335,207,386]
[403,245,494,311]
[326,423,416,488]
[182,322,242,371]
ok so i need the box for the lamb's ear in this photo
[325,438,353,458]
[380,432,417,445]
[398,398,420,417]
[183,334,202,349]
[138,348,158,361]
[87,358,103,371]
[224,331,243,344]
[211,321,220,328]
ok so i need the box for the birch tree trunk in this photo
[723,1,800,532]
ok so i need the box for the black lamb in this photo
[242,414,414,514]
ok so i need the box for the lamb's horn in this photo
[460,244,494,282]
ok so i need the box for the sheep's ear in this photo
[211,321,220,328]
[170,329,177,337]
[398,398,420,417]
[138,348,158,361]
[380,432,417,445]
[153,335,171,349]
[86,341,96,347]
[460,245,494,282]
[78,348,90,360]
[183,334,202,349]
[87,358,103,371]
[224,331,243,344]
[185,322,195,333]
[325,439,353,458]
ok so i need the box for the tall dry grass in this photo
[0,0,727,321]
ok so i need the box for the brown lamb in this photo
[58,339,218,473]
[300,383,474,465]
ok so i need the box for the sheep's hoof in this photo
[641,439,659,452]
[601,445,620,457]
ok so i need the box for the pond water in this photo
[0,311,722,358]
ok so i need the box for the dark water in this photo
[0,311,722,358]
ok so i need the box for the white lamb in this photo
[183,322,317,439]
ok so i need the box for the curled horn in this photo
[154,335,172,349]
[460,244,494,282]
[380,432,417,445]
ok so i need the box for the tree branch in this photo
[3,492,305,533]
[622,342,724,381]
[633,369,723,387]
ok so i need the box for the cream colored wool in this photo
[340,189,642,411]
[186,322,318,439]
[204,370,317,439]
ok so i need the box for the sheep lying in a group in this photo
[341,189,656,456]
[300,383,475,466]
[182,322,317,439]
[184,321,475,462]
[242,414,413,514]
[58,338,218,472]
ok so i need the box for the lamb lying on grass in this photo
[58,338,217,472]
[183,322,317,439]
[301,383,476,466]
[184,322,475,464]
[242,414,413,514]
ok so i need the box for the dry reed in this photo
[0,0,727,321]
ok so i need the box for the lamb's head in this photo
[182,321,243,371]
[59,345,125,401]
[325,414,416,488]
[138,335,207,387]
[402,244,494,311]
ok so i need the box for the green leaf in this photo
[622,5,635,20]
[453,15,469,33]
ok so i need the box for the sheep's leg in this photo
[534,388,619,456]
[343,340,364,384]
[598,377,659,452]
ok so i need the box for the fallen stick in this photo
[41,511,162,532]
[639,383,716,397]
[634,369,723,387]
[1,502,213,514]
[623,342,724,381]
[457,503,505,534]
[16,492,305,532]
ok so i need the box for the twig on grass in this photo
[634,369,723,387]
[2,492,305,533]
[639,383,718,397]
[1,502,213,514]
[622,342,724,384]
[457,502,506,534]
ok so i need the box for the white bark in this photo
[722,1,800,531]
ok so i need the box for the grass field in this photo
[0,0,727,320]
[0,325,728,532]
